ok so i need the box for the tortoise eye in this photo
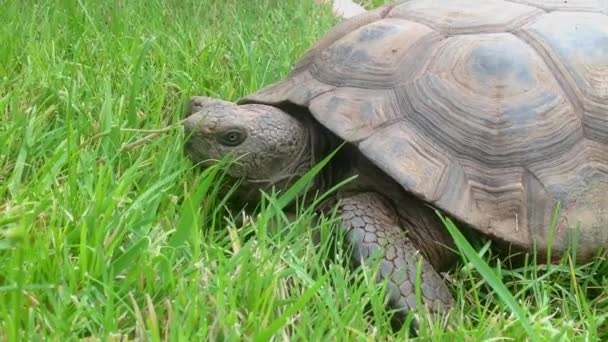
[217,128,247,146]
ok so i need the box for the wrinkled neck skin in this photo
[231,112,348,213]
[232,128,311,205]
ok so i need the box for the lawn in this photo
[1,0,607,340]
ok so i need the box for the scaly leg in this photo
[338,192,454,321]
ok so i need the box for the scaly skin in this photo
[183,97,454,329]
[339,192,454,317]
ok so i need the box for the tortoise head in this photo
[183,96,311,193]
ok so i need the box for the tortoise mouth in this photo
[182,131,224,171]
[182,125,205,164]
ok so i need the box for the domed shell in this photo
[238,0,608,257]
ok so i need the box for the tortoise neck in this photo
[304,116,354,199]
[261,111,351,203]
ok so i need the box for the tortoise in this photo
[183,0,608,320]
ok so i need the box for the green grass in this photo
[1,0,607,340]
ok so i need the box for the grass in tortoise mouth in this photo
[0,0,607,340]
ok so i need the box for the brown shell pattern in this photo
[238,0,608,256]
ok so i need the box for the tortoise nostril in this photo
[187,96,210,118]
[187,103,202,118]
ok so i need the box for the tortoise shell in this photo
[238,0,608,257]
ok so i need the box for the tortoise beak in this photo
[183,96,236,165]
[183,96,235,135]
[183,96,215,163]
[182,97,214,134]
[187,96,212,117]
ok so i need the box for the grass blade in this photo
[437,211,539,341]
[253,273,329,342]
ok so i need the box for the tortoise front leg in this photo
[338,192,454,323]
